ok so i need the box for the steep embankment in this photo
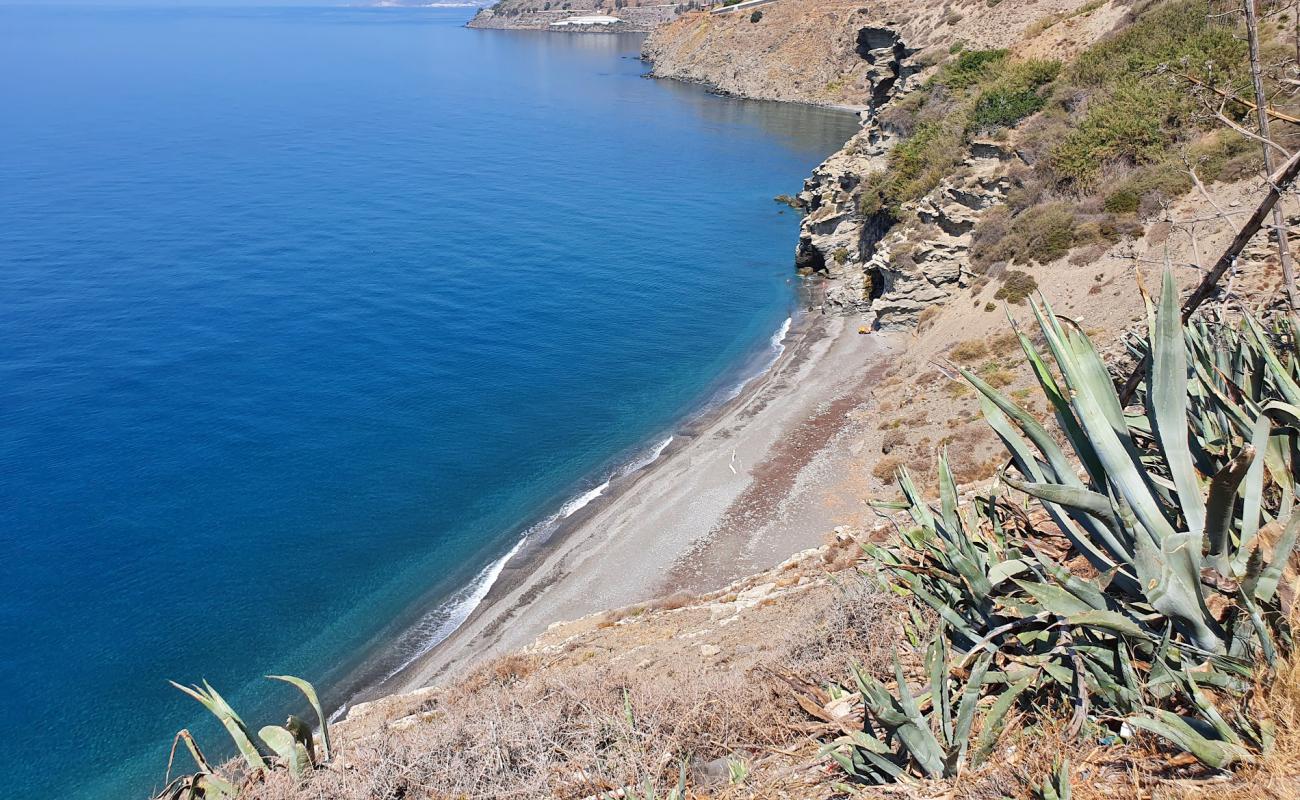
[468,0,679,31]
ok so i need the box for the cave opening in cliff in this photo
[866,266,886,302]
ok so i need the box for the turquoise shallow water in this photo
[0,6,859,798]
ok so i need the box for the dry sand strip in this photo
[391,311,897,691]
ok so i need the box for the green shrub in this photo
[885,121,965,205]
[969,60,1060,131]
[971,89,1039,129]
[1100,164,1194,216]
[1050,79,1175,188]
[931,48,1008,90]
[749,9,762,21]
[1070,0,1245,88]
[1103,187,1141,214]
[993,269,1038,303]
[1187,128,1262,183]
[973,203,1076,267]
[1044,0,1248,189]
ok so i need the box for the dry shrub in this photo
[881,429,907,454]
[779,576,901,684]
[646,590,697,612]
[944,381,973,399]
[872,454,906,483]
[982,367,1015,388]
[460,653,538,693]
[988,331,1021,356]
[951,338,990,361]
[239,577,902,800]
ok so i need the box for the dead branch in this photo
[1178,71,1300,124]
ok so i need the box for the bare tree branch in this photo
[1244,0,1300,313]
[1179,70,1300,124]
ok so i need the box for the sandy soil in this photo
[385,309,897,691]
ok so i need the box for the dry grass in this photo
[872,454,907,483]
[233,569,902,800]
[950,338,991,362]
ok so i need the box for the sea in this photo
[0,5,859,798]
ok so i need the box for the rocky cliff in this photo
[643,0,1132,328]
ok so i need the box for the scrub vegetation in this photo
[866,0,1281,278]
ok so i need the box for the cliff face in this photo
[468,0,679,32]
[794,124,1014,324]
[643,0,1131,328]
[641,4,909,106]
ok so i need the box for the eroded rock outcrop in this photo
[780,13,1036,329]
[799,127,1015,327]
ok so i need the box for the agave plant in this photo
[156,674,332,798]
[828,272,1298,785]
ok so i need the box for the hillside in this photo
[641,0,1123,105]
[467,0,682,31]
[156,0,1300,798]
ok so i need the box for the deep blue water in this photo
[0,6,858,798]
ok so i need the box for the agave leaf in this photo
[1016,329,1106,487]
[193,773,235,800]
[890,655,946,777]
[1237,588,1278,666]
[962,367,1077,487]
[173,729,212,774]
[1064,609,1149,640]
[927,627,954,749]
[1002,476,1122,535]
[1035,757,1071,800]
[1030,550,1110,611]
[1126,711,1251,769]
[939,452,961,539]
[1245,513,1300,603]
[977,393,1128,578]
[972,676,1033,764]
[1244,313,1300,407]
[259,725,311,778]
[1234,414,1274,575]
[1031,298,1181,551]
[842,730,894,756]
[896,468,936,533]
[1204,445,1256,574]
[267,675,331,762]
[952,649,995,773]
[1132,524,1223,653]
[1151,270,1206,538]
[1014,579,1095,616]
[170,682,267,773]
[1180,673,1243,746]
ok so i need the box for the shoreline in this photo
[338,305,898,704]
[332,313,794,708]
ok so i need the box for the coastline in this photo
[343,306,897,702]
